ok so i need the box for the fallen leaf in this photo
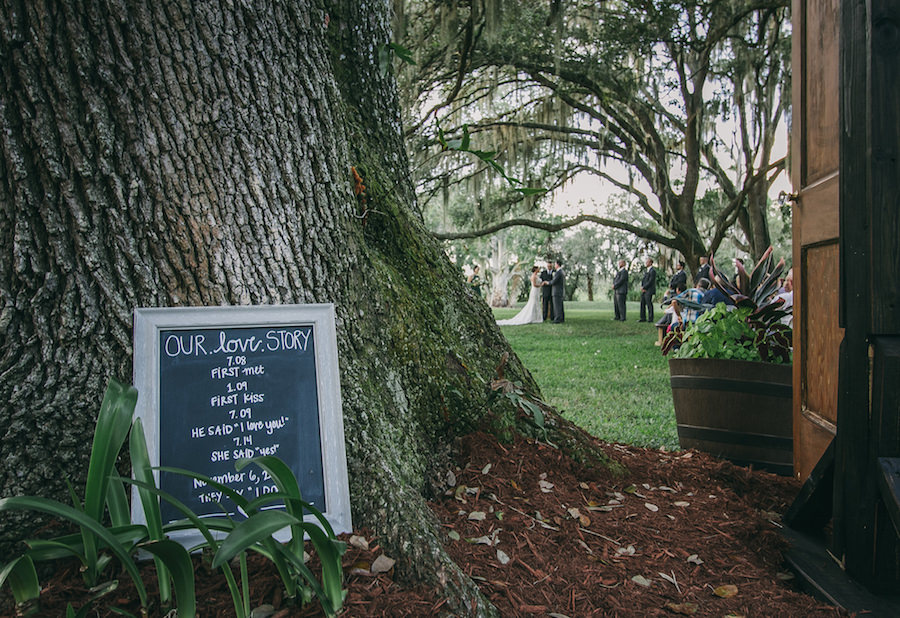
[687,554,703,565]
[510,480,521,490]
[659,486,676,492]
[468,511,486,521]
[674,501,690,507]
[481,463,492,475]
[579,482,590,490]
[370,555,395,574]
[568,507,582,519]
[631,574,652,587]
[448,530,460,541]
[445,470,456,487]
[349,535,369,551]
[645,503,659,512]
[467,529,501,546]
[250,604,275,618]
[349,560,371,575]
[616,545,636,556]
[624,485,638,494]
[496,549,510,565]
[659,571,680,592]
[454,486,467,502]
[665,601,698,615]
[495,511,504,520]
[539,480,555,492]
[714,584,739,598]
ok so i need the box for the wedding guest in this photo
[701,275,730,306]
[774,268,793,327]
[612,259,628,321]
[668,260,687,297]
[639,257,657,322]
[670,279,708,329]
[694,256,710,285]
[467,265,483,296]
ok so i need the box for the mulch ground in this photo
[1,432,847,617]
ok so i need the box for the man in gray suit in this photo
[547,259,566,323]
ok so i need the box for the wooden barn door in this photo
[791,0,842,482]
[789,0,900,593]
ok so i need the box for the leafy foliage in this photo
[0,380,346,618]
[662,247,792,363]
[399,0,791,264]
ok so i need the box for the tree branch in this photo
[433,214,675,248]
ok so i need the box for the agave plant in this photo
[662,247,792,363]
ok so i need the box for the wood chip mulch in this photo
[1,432,847,617]
[430,432,846,617]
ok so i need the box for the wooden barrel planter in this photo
[669,357,793,476]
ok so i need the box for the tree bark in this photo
[0,1,617,613]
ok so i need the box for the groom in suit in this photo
[548,259,566,323]
[540,261,555,322]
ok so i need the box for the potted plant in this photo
[661,248,794,475]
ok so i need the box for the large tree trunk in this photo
[0,1,612,614]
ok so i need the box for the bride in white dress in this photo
[497,266,544,326]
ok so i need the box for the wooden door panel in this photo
[795,242,842,480]
[803,243,842,422]
[792,0,842,481]
[803,0,840,181]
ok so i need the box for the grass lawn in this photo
[493,300,678,450]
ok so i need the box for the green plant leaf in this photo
[387,42,416,65]
[139,540,196,618]
[105,477,131,529]
[82,379,138,584]
[299,522,346,614]
[25,525,147,562]
[0,496,147,608]
[129,418,172,608]
[211,510,300,569]
[0,555,41,607]
[120,477,248,617]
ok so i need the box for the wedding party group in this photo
[496,259,566,325]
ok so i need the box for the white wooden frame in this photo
[132,304,351,549]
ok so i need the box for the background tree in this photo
[397,0,790,267]
[0,1,607,612]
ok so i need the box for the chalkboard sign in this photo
[133,305,351,548]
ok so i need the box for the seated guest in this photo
[669,279,707,330]
[773,268,793,327]
[700,276,730,306]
